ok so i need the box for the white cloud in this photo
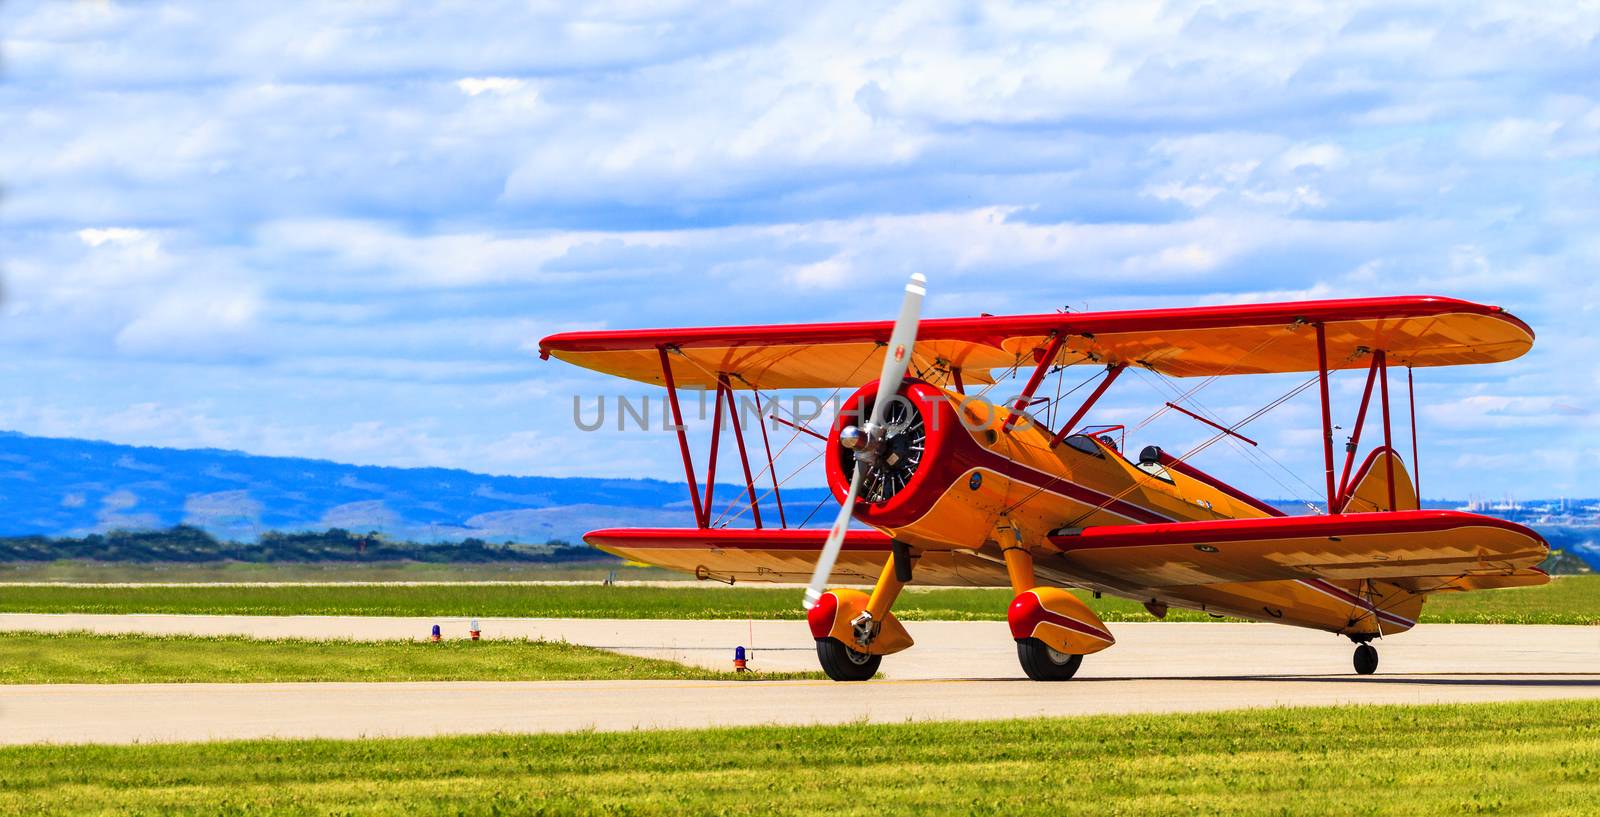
[1278,143,1345,173]
[76,227,147,247]
[455,77,527,96]
[1143,182,1222,209]
[113,289,262,359]
[1469,118,1561,158]
[1122,244,1222,275]
[788,256,854,289]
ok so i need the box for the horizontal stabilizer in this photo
[1402,567,1550,594]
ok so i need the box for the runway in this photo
[3,614,1598,744]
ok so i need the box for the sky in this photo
[1,0,1597,503]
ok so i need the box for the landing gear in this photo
[1016,637,1084,681]
[816,637,882,682]
[1353,643,1379,675]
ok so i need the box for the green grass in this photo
[1421,575,1600,624]
[0,582,1001,620]
[3,576,1598,624]
[0,633,813,684]
[2,700,1597,815]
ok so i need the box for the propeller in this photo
[802,272,926,610]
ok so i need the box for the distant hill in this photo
[0,431,828,545]
[0,430,1592,571]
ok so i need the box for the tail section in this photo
[1339,447,1418,513]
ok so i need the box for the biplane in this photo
[539,278,1548,681]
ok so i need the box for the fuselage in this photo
[824,379,1421,637]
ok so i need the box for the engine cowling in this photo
[822,377,1100,554]
[824,379,989,532]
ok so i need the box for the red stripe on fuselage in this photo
[966,445,1179,525]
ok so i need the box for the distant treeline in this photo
[0,526,602,564]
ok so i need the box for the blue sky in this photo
[1,1,1597,503]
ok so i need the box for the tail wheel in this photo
[816,637,882,681]
[1016,638,1084,681]
[1353,643,1379,675]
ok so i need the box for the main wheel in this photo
[1353,643,1379,675]
[1017,638,1084,681]
[816,637,882,681]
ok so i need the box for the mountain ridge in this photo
[0,430,826,545]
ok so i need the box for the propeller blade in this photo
[803,272,927,611]
[867,273,926,430]
[803,461,863,610]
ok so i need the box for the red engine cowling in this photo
[823,379,992,531]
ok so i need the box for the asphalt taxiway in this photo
[3,615,1597,744]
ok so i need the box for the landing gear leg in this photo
[1002,539,1100,681]
[850,545,908,648]
[814,544,910,682]
[1353,642,1379,675]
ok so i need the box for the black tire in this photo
[1016,638,1084,681]
[1354,643,1379,675]
[816,637,882,682]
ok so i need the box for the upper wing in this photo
[1046,510,1548,588]
[539,295,1533,389]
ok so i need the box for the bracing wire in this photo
[1006,371,1320,525]
[1131,367,1325,511]
[1129,330,1289,434]
[995,327,1303,519]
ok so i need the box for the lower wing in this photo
[588,510,1546,591]
[585,527,1009,586]
[1047,510,1548,587]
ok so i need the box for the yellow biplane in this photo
[541,279,1546,681]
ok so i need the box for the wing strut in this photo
[1315,322,1337,513]
[719,373,764,529]
[1407,367,1421,500]
[659,345,707,527]
[658,352,770,529]
[1378,350,1397,512]
[702,378,725,521]
[1047,363,1126,448]
[1002,333,1065,433]
[1336,351,1382,501]
[750,388,787,528]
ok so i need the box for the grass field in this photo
[1,700,1595,815]
[0,633,813,684]
[2,576,1597,624]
